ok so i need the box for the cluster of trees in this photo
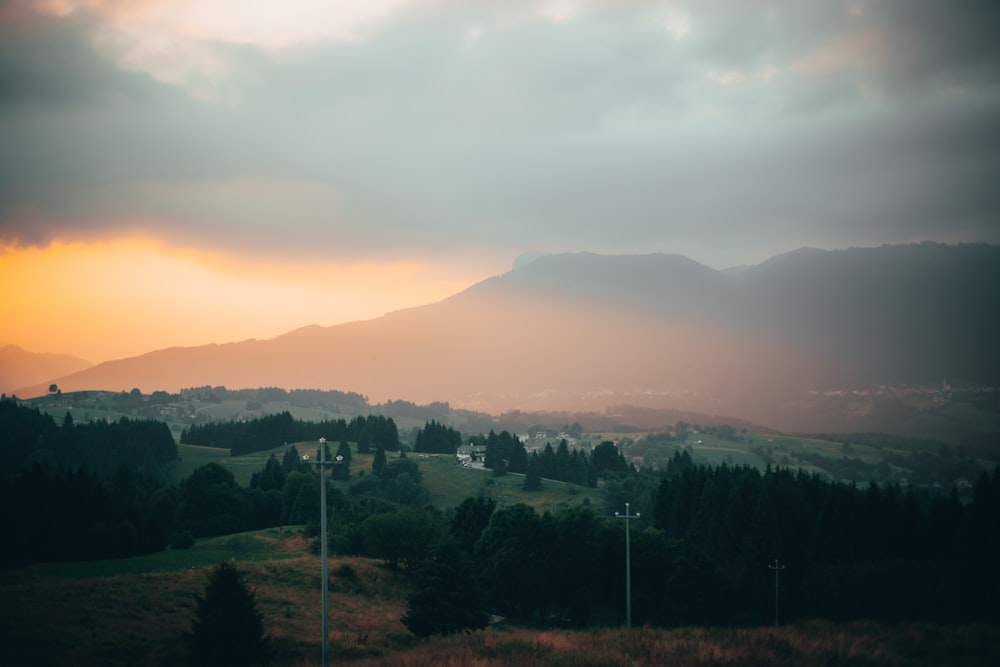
[0,399,176,476]
[395,463,1000,634]
[478,431,626,488]
[5,398,1000,634]
[648,460,997,624]
[178,386,368,412]
[0,462,176,565]
[414,420,462,454]
[181,412,399,456]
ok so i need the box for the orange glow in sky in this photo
[1,239,483,364]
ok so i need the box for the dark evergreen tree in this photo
[555,439,571,480]
[402,540,489,637]
[414,420,463,454]
[591,441,628,475]
[281,445,305,474]
[523,456,542,491]
[187,561,271,666]
[335,440,352,481]
[508,440,529,474]
[176,463,250,537]
[357,427,371,454]
[492,456,507,477]
[250,454,285,491]
[451,496,496,554]
[372,445,387,477]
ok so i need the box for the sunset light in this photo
[1,239,485,363]
[2,0,998,370]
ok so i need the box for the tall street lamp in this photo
[305,438,334,667]
[615,502,640,629]
[769,559,786,627]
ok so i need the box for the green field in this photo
[170,442,608,512]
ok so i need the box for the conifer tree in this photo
[373,445,387,477]
[187,561,271,666]
[523,456,542,491]
[402,541,488,637]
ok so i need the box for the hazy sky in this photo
[2,0,998,362]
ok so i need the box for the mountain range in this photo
[7,242,1000,433]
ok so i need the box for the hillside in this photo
[14,243,1000,434]
[0,344,91,395]
[5,536,999,666]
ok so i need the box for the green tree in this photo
[176,463,250,537]
[186,561,271,666]
[523,456,542,491]
[361,508,446,569]
[492,456,507,477]
[372,445,387,477]
[508,440,528,474]
[335,440,352,481]
[250,454,285,491]
[414,420,462,454]
[451,496,496,554]
[402,540,489,637]
[591,441,628,476]
[281,446,305,474]
[357,427,371,454]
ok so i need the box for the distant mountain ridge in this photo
[0,345,92,395]
[12,243,1000,432]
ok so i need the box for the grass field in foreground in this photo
[2,527,998,667]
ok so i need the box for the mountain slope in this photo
[0,345,92,395]
[15,243,1000,431]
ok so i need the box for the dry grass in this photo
[346,623,1000,667]
[0,547,410,666]
[2,535,998,666]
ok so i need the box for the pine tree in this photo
[523,456,542,491]
[187,561,271,666]
[402,541,489,637]
[373,445,387,477]
[336,440,352,481]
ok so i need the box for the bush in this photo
[170,530,195,550]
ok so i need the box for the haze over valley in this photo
[7,243,998,440]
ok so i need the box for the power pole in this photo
[768,559,785,627]
[615,502,640,629]
[318,438,329,667]
[306,438,332,667]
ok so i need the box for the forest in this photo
[1,396,999,632]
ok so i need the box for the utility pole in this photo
[769,559,786,627]
[305,438,332,667]
[318,438,329,667]
[615,502,640,629]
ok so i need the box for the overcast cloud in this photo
[2,0,999,268]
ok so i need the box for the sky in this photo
[2,0,999,364]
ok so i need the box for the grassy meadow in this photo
[2,528,998,666]
[171,443,608,514]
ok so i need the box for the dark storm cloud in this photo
[1,1,998,266]
[870,0,1000,87]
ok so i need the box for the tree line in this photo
[180,411,400,456]
[4,400,999,632]
[0,398,177,476]
[397,461,1000,634]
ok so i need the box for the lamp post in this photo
[305,438,333,667]
[615,502,640,629]
[769,559,785,627]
